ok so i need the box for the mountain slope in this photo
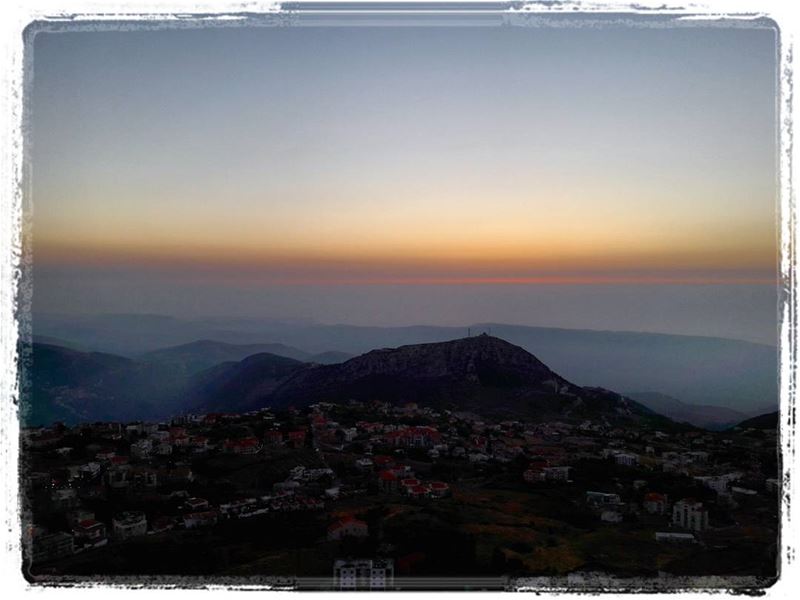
[20,343,189,426]
[307,350,354,364]
[734,411,779,430]
[187,352,309,414]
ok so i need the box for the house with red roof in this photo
[327,515,369,541]
[400,478,421,493]
[109,455,129,466]
[428,481,451,498]
[644,492,668,515]
[378,470,399,493]
[73,519,107,546]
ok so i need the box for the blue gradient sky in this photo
[28,23,779,343]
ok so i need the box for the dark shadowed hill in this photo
[187,352,309,414]
[734,411,779,430]
[20,343,189,426]
[268,334,578,407]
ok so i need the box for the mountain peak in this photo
[351,334,561,382]
[259,335,590,416]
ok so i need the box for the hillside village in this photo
[22,398,779,588]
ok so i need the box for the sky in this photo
[28,22,780,344]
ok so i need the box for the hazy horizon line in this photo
[29,310,778,347]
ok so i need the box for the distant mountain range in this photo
[139,339,352,375]
[23,335,686,430]
[31,313,778,413]
[623,392,762,431]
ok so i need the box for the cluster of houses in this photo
[582,487,710,538]
[22,409,328,564]
[23,398,778,571]
[312,399,777,554]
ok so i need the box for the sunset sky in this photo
[29,22,779,343]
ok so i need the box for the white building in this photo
[131,439,153,459]
[543,466,572,482]
[614,453,638,467]
[694,473,741,496]
[685,451,710,464]
[672,499,709,531]
[333,558,394,590]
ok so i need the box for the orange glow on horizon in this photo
[30,238,777,287]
